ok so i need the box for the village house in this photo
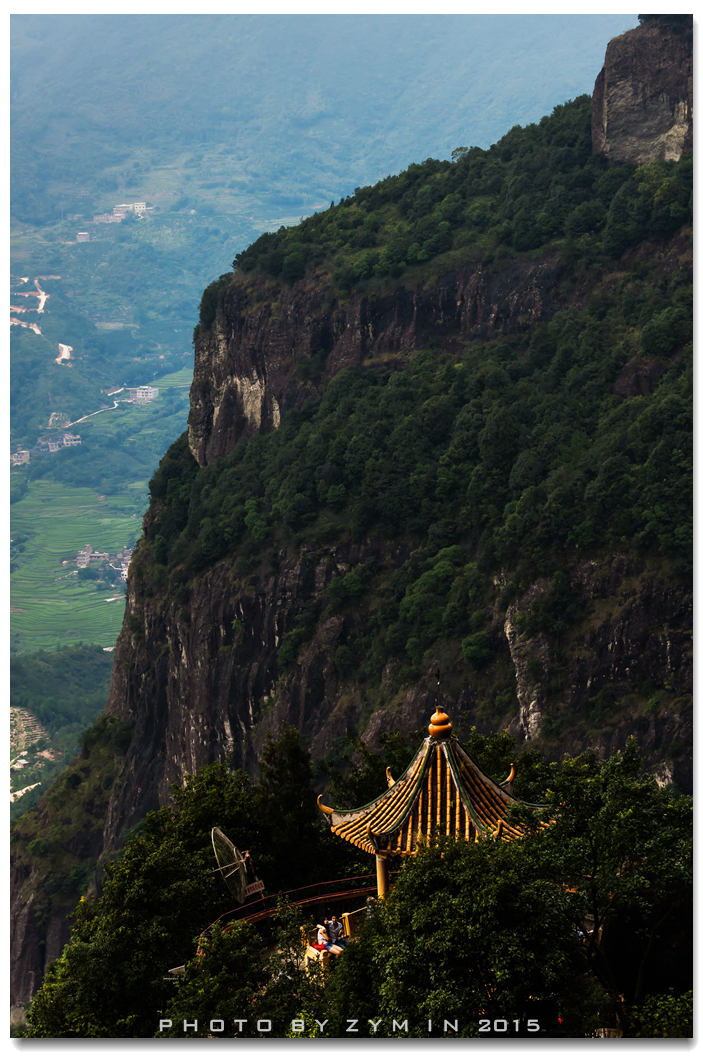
[93,202,153,224]
[129,385,158,404]
[111,547,134,580]
[35,432,81,454]
[76,544,110,568]
[76,544,93,568]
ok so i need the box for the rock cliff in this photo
[75,526,696,878]
[11,233,693,1011]
[11,522,691,1008]
[592,16,693,165]
[188,256,563,467]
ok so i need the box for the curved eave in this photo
[447,742,523,841]
[326,742,431,855]
[320,736,551,856]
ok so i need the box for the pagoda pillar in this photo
[375,854,389,899]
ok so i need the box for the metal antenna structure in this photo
[211,827,248,904]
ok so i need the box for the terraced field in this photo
[150,366,193,389]
[10,482,143,653]
[10,708,49,759]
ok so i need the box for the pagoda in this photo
[318,698,549,898]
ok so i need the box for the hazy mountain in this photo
[12,14,638,225]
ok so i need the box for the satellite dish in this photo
[211,827,248,904]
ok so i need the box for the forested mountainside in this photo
[11,15,692,1015]
[9,14,636,660]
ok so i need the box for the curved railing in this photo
[201,871,398,935]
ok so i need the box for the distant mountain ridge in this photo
[11,14,638,225]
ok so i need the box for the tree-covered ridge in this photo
[637,14,692,28]
[226,96,691,295]
[147,240,691,721]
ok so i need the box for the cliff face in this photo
[10,866,74,1011]
[89,530,693,873]
[188,256,563,467]
[592,18,693,165]
[503,557,692,791]
[7,253,576,1010]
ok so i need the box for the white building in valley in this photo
[128,385,158,404]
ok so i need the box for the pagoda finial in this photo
[428,669,453,741]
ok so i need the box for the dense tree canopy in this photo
[19,727,361,1038]
[20,732,691,1038]
[224,97,691,294]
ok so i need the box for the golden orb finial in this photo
[428,706,453,740]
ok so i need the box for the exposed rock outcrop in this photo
[96,538,392,862]
[592,17,693,165]
[92,546,692,874]
[504,579,552,739]
[188,256,564,467]
[612,354,665,398]
[504,558,692,784]
[10,886,45,1011]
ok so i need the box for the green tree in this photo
[326,835,582,1037]
[21,730,340,1038]
[628,989,693,1038]
[512,739,693,1033]
[257,726,326,892]
[155,920,267,1038]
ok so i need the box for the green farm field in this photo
[10,482,143,654]
[150,366,193,389]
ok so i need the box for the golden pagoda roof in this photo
[318,706,548,857]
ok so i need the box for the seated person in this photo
[317,922,343,957]
[327,914,346,946]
